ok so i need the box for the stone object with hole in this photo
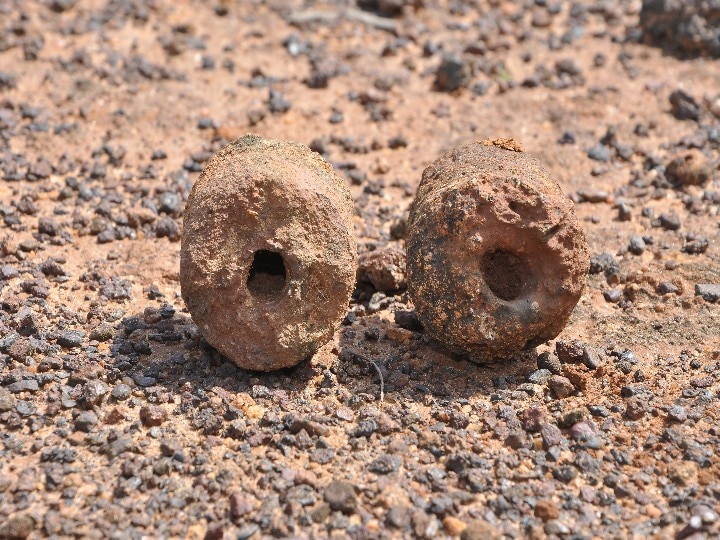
[180,134,356,371]
[406,138,589,360]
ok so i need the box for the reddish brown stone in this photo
[356,246,406,292]
[665,149,712,186]
[407,139,588,361]
[180,135,356,371]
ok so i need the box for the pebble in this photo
[587,144,612,162]
[534,499,559,521]
[57,330,85,348]
[658,213,681,231]
[236,524,260,539]
[434,54,470,92]
[657,282,678,295]
[540,423,563,449]
[74,410,99,432]
[666,149,712,186]
[111,384,131,401]
[324,480,357,513]
[544,519,571,535]
[0,514,36,538]
[547,375,575,398]
[624,397,646,420]
[229,492,254,519]
[8,379,39,393]
[695,284,720,303]
[667,405,687,422]
[140,405,168,427]
[369,454,402,474]
[460,519,501,540]
[0,387,15,411]
[443,516,467,535]
[628,235,646,255]
[669,90,703,121]
[527,368,552,384]
[537,351,562,374]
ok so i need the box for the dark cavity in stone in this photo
[247,250,287,297]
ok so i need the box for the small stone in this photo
[667,405,687,422]
[15,400,37,416]
[236,524,259,540]
[548,375,575,398]
[50,0,77,12]
[603,289,622,303]
[74,410,98,432]
[658,213,681,231]
[369,454,402,474]
[57,330,85,348]
[657,282,679,295]
[555,339,584,363]
[134,375,157,387]
[534,499,559,521]
[544,520,571,535]
[669,90,703,121]
[460,519,501,540]
[111,384,131,401]
[268,88,291,113]
[357,247,406,292]
[80,380,107,407]
[552,466,577,483]
[695,284,720,303]
[540,423,563,449]
[394,310,423,331]
[90,323,114,342]
[434,54,470,92]
[324,480,357,513]
[582,345,604,369]
[155,217,180,241]
[0,387,15,411]
[527,368,552,384]
[8,379,39,393]
[38,217,61,236]
[387,506,411,529]
[443,516,467,536]
[587,144,612,162]
[519,407,545,433]
[140,405,168,427]
[229,492,253,519]
[0,513,36,539]
[628,235,646,255]
[537,351,562,374]
[666,149,712,186]
[625,397,646,420]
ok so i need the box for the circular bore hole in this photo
[480,249,533,301]
[247,250,287,297]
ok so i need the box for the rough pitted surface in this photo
[2,2,720,538]
[407,139,589,360]
[640,0,720,58]
[180,135,356,370]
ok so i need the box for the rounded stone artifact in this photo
[406,138,589,360]
[180,134,356,371]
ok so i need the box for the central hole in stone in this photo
[480,249,532,301]
[247,250,287,297]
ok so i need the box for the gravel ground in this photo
[0,0,719,539]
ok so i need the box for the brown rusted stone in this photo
[356,246,406,292]
[665,149,712,186]
[180,134,356,371]
[406,139,589,361]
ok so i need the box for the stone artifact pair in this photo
[180,134,589,371]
